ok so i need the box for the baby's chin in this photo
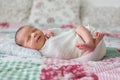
[37,40,46,50]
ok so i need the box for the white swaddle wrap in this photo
[40,27,106,61]
[40,28,84,59]
[72,40,106,61]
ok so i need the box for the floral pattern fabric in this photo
[40,57,120,80]
[80,0,120,27]
[0,0,33,23]
[28,0,81,26]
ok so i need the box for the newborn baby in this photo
[15,25,106,61]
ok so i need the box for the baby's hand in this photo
[45,30,54,38]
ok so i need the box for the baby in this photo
[15,25,105,60]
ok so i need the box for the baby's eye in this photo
[32,29,37,32]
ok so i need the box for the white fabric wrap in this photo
[72,40,106,61]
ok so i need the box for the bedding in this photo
[80,0,120,27]
[0,53,44,80]
[28,0,81,26]
[0,0,120,80]
[0,0,33,23]
[0,42,42,58]
[41,55,120,80]
[0,61,42,80]
[0,22,120,80]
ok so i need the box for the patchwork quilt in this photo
[0,61,42,80]
[41,56,120,80]
[0,22,120,80]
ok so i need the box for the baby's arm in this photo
[76,25,95,50]
[45,30,54,38]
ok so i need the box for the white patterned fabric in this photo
[28,0,81,26]
[0,42,41,58]
[80,0,120,27]
[0,0,33,23]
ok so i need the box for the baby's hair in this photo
[15,26,25,46]
[15,25,34,46]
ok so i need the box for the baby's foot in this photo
[95,32,104,45]
[76,44,93,51]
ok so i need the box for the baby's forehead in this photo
[17,26,31,37]
[16,26,33,44]
[20,26,34,32]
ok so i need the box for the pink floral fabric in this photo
[104,32,120,38]
[29,0,81,26]
[0,22,24,29]
[40,57,120,80]
[0,22,25,42]
[0,22,9,28]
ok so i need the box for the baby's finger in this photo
[50,32,54,36]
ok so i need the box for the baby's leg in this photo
[75,25,95,49]
[76,44,94,56]
[94,32,104,46]
[76,44,93,51]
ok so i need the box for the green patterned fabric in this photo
[0,61,42,80]
[103,47,120,59]
[0,50,43,80]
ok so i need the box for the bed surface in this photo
[0,23,120,80]
[0,0,120,79]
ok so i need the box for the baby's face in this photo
[17,26,46,50]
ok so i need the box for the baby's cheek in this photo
[29,41,36,48]
[30,44,37,50]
